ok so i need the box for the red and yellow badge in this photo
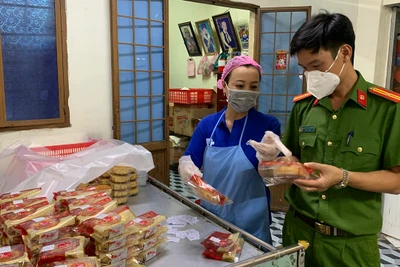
[369,86,400,103]
[293,92,313,103]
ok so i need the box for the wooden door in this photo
[110,0,170,185]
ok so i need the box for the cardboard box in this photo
[173,104,215,137]
[169,137,188,164]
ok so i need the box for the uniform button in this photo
[327,141,333,146]
[357,147,363,152]
[320,221,324,224]
[301,141,305,146]
[321,194,327,200]
[332,115,337,120]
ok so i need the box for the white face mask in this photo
[226,86,259,113]
[304,49,345,99]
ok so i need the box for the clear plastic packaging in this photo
[69,200,118,224]
[18,211,76,247]
[188,174,232,206]
[37,236,86,266]
[0,244,31,265]
[0,188,42,204]
[78,206,136,241]
[49,257,100,267]
[1,196,49,215]
[258,156,319,186]
[203,238,244,262]
[201,231,240,253]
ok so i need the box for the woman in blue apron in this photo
[179,56,281,243]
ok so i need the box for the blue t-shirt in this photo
[184,107,281,170]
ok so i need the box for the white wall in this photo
[169,0,250,89]
[0,0,113,151]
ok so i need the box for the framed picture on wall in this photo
[178,22,202,57]
[212,12,240,52]
[236,24,249,50]
[195,19,219,55]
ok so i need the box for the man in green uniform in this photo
[270,12,400,266]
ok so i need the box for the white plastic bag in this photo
[0,139,154,200]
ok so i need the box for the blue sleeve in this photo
[183,119,208,169]
[269,116,281,137]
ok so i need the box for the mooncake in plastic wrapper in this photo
[49,257,100,267]
[37,236,86,267]
[18,211,76,247]
[201,231,240,253]
[0,244,31,266]
[0,188,42,204]
[188,174,232,206]
[78,205,135,241]
[122,211,166,239]
[3,203,56,236]
[203,238,244,262]
[0,197,49,215]
[258,156,319,186]
[69,201,118,224]
[66,192,110,211]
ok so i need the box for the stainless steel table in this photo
[127,177,307,267]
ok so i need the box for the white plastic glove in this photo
[178,155,203,184]
[247,131,292,162]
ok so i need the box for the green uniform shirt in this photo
[283,71,400,235]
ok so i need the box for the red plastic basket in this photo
[30,141,97,158]
[169,88,213,104]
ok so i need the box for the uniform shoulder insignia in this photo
[369,86,400,103]
[293,92,313,103]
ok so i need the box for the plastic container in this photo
[169,88,213,104]
[138,171,148,187]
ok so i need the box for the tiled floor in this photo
[169,166,400,266]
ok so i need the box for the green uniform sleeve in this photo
[283,103,301,159]
[382,103,400,169]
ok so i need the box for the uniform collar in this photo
[313,70,367,110]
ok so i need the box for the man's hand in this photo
[292,162,343,192]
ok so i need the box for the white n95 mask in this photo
[304,49,345,99]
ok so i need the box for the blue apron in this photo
[201,111,271,243]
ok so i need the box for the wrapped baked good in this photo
[128,240,166,264]
[54,185,112,201]
[115,196,128,205]
[69,201,118,224]
[2,203,56,236]
[0,188,42,204]
[258,156,319,186]
[68,195,114,211]
[1,197,49,215]
[201,231,240,253]
[110,174,131,183]
[94,225,167,253]
[37,236,86,266]
[79,206,135,241]
[0,244,31,266]
[128,181,138,188]
[111,166,135,175]
[130,172,138,181]
[49,257,100,267]
[123,211,167,239]
[188,174,232,206]
[129,187,139,196]
[203,238,244,262]
[18,211,76,247]
[112,190,128,198]
[110,182,129,191]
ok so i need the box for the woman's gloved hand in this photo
[178,155,203,184]
[247,131,292,162]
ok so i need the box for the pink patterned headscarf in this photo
[216,55,263,89]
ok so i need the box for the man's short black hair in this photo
[290,11,356,64]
